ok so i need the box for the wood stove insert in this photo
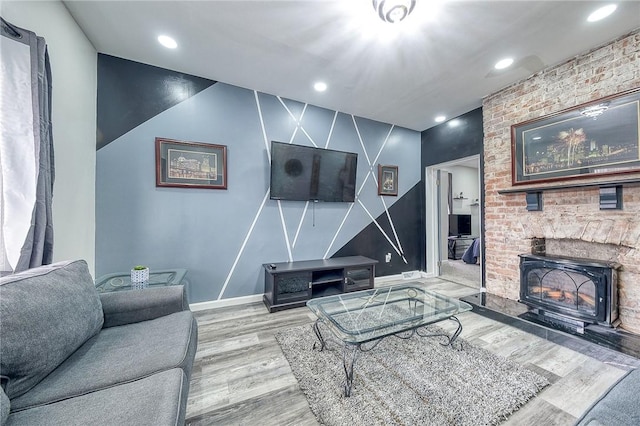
[519,254,621,329]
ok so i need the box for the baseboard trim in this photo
[374,273,405,284]
[191,271,428,311]
[190,294,263,312]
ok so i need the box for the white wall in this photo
[448,165,479,214]
[2,1,97,275]
[447,165,480,237]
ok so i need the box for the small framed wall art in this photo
[155,138,227,189]
[378,164,398,196]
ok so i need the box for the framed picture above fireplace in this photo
[511,88,640,186]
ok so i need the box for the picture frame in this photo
[378,165,398,196]
[511,88,640,186]
[155,138,227,189]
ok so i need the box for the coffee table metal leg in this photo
[342,343,359,397]
[448,316,463,348]
[415,315,464,349]
[312,319,326,351]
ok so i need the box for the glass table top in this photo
[306,284,472,344]
[95,269,187,293]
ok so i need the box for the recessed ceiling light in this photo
[435,115,446,123]
[494,58,514,70]
[313,82,327,92]
[158,35,177,49]
[587,4,617,22]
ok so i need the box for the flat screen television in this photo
[449,214,472,237]
[270,141,358,202]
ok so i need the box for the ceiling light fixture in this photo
[587,4,617,22]
[372,0,416,24]
[435,115,446,123]
[158,35,177,49]
[313,82,327,92]
[494,58,514,70]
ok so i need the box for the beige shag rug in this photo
[276,324,548,426]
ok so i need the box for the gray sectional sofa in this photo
[575,368,640,426]
[0,260,198,425]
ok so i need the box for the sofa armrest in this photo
[100,285,190,328]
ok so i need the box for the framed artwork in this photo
[378,165,398,196]
[155,138,227,189]
[511,88,640,186]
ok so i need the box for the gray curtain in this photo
[1,18,54,275]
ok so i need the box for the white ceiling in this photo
[63,0,640,131]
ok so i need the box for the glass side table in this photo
[95,269,187,293]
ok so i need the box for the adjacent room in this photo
[2,1,640,425]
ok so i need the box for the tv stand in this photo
[263,256,378,313]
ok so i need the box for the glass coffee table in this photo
[306,284,473,396]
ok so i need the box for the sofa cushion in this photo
[11,310,197,411]
[0,260,103,400]
[6,369,189,426]
[575,368,640,426]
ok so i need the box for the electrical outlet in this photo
[385,253,391,263]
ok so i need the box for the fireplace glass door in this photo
[519,254,618,326]
[524,268,597,316]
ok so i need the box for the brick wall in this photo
[482,29,640,332]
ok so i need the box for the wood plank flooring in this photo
[186,278,638,425]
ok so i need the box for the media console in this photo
[263,256,378,313]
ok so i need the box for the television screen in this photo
[449,214,472,236]
[270,141,357,202]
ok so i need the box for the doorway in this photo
[425,155,482,289]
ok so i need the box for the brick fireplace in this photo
[483,30,640,333]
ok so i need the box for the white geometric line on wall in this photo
[352,115,372,166]
[351,117,406,262]
[372,126,395,173]
[278,97,317,148]
[372,126,407,262]
[292,202,310,249]
[274,97,327,259]
[323,202,356,259]
[380,195,408,264]
[254,91,271,162]
[277,200,294,261]
[324,111,338,149]
[357,199,404,260]
[322,114,375,257]
[220,92,411,299]
[218,189,271,300]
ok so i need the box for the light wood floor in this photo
[185,278,639,425]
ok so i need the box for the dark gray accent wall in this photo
[419,107,484,272]
[97,54,216,150]
[421,108,483,168]
[96,57,422,303]
[333,182,423,275]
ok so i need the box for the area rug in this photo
[275,324,549,426]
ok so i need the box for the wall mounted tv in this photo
[270,141,358,202]
[449,214,472,237]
